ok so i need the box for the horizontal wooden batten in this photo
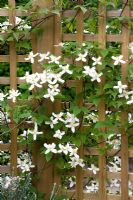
[0,8,133,18]
[84,147,133,157]
[0,77,24,84]
[0,55,29,62]
[83,169,133,180]
[67,190,133,200]
[0,143,26,152]
[0,143,10,151]
[0,165,10,173]
[63,10,133,18]
[0,8,29,16]
[63,34,133,42]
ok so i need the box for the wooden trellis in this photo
[0,0,133,200]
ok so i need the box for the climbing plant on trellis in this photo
[0,0,133,200]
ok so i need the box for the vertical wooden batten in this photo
[121,0,130,199]
[53,11,62,185]
[98,4,107,200]
[75,1,84,199]
[8,0,17,176]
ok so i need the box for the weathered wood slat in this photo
[84,147,133,157]
[0,165,10,173]
[0,8,133,18]
[67,191,133,200]
[98,4,107,200]
[120,1,130,200]
[63,10,133,18]
[0,8,28,16]
[8,0,18,176]
[63,33,133,42]
[0,55,30,62]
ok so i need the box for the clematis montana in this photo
[112,55,126,65]
[75,51,88,62]
[45,116,59,128]
[127,95,133,104]
[43,88,59,102]
[28,122,43,140]
[59,64,73,75]
[88,164,99,174]
[65,112,79,133]
[58,143,71,155]
[113,81,127,94]
[69,155,85,168]
[38,52,50,62]
[7,89,21,103]
[25,51,38,63]
[83,66,102,82]
[53,130,65,139]
[25,73,42,90]
[86,181,99,193]
[92,56,102,65]
[0,93,7,101]
[48,55,61,64]
[44,143,57,154]
[52,112,64,123]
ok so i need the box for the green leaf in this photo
[51,9,60,15]
[100,49,109,57]
[74,5,87,14]
[70,105,81,115]
[45,152,53,162]
[94,120,113,129]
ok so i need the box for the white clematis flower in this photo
[59,64,73,75]
[69,155,85,168]
[52,112,64,123]
[48,55,61,64]
[75,51,88,62]
[38,52,50,62]
[53,130,65,139]
[0,93,7,101]
[45,116,57,128]
[88,164,99,174]
[26,73,42,90]
[28,122,43,140]
[92,56,102,65]
[112,55,126,65]
[44,143,57,154]
[7,89,21,102]
[48,84,60,93]
[25,51,38,63]
[43,88,59,102]
[65,112,79,133]
[113,81,127,94]
[83,66,103,82]
[127,95,133,104]
[58,143,71,155]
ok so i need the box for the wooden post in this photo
[8,0,17,176]
[98,4,107,200]
[31,1,55,199]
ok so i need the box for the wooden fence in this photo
[0,0,133,199]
